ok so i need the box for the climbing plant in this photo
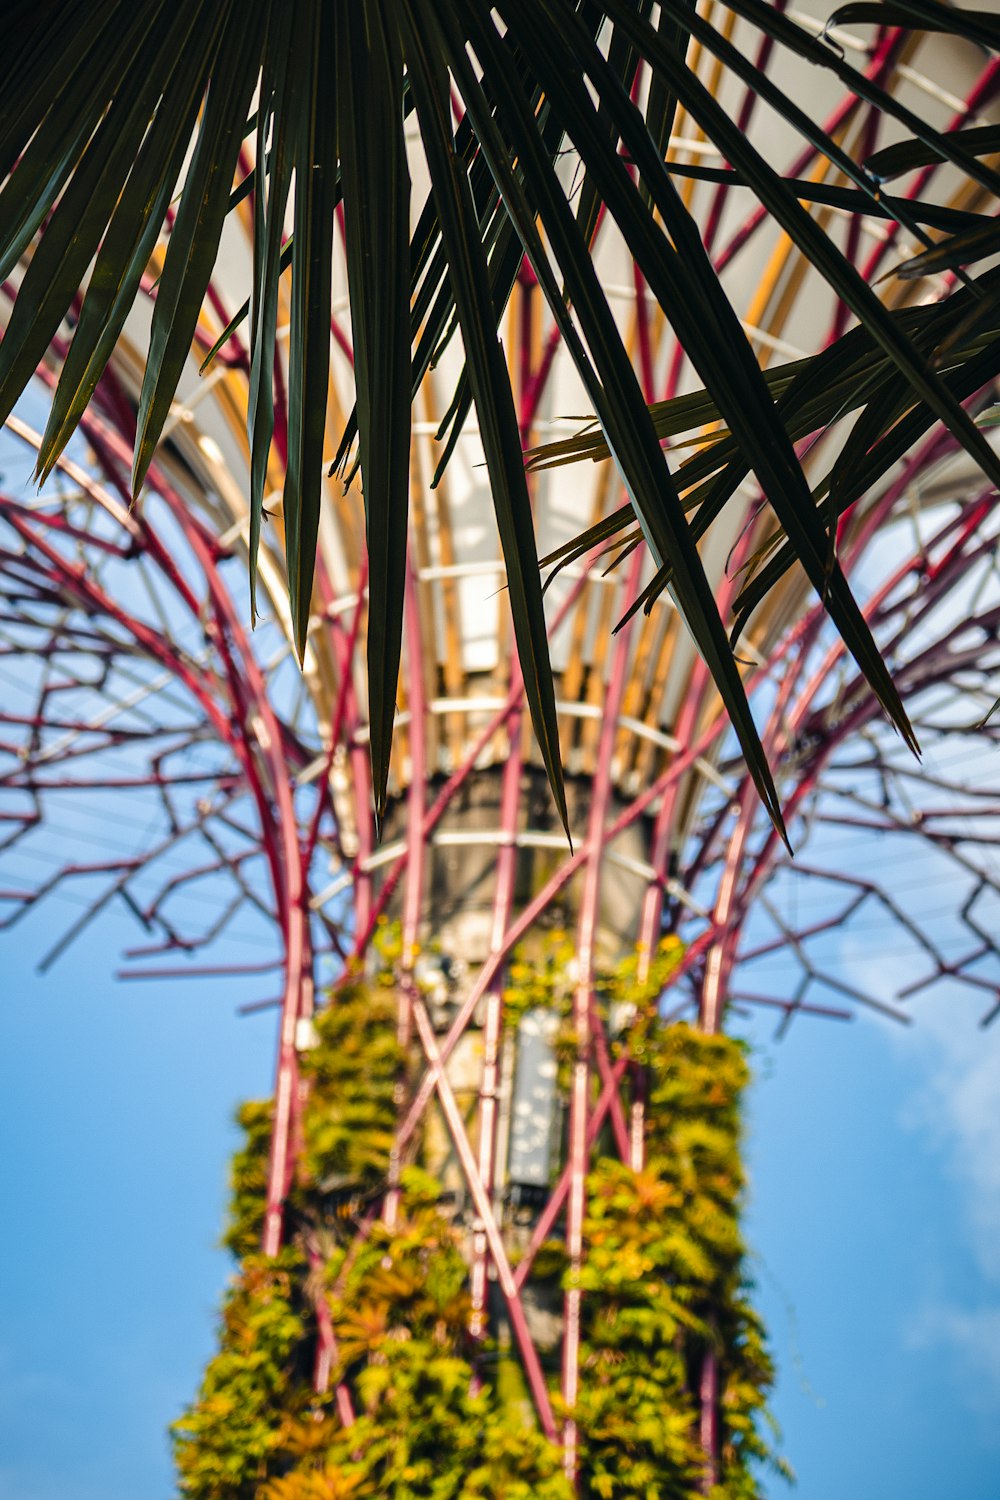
[574,1026,782,1498]
[174,939,785,1497]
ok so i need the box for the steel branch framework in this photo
[4,5,1000,1484]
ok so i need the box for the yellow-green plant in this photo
[573,1026,786,1498]
[297,980,403,1195]
[173,1249,311,1500]
[175,947,785,1498]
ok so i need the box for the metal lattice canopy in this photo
[4,1,1000,1480]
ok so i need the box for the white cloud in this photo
[907,1301,1000,1415]
[834,924,1000,1281]
[878,976,1000,1406]
[894,998,1000,1282]
[833,925,1000,1401]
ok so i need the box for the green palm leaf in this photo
[5,0,1000,835]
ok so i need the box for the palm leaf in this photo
[832,0,1000,47]
[37,6,217,480]
[456,0,787,833]
[281,0,337,663]
[336,0,412,831]
[245,1,296,621]
[400,0,570,838]
[6,0,1000,836]
[866,123,1000,183]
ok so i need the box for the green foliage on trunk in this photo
[174,945,785,1498]
[574,1027,780,1498]
[172,1249,311,1497]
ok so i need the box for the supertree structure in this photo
[4,5,1000,1495]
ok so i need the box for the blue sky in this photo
[2,890,999,1498]
[0,906,271,1500]
[744,1002,1000,1498]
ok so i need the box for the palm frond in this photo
[4,0,1000,834]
